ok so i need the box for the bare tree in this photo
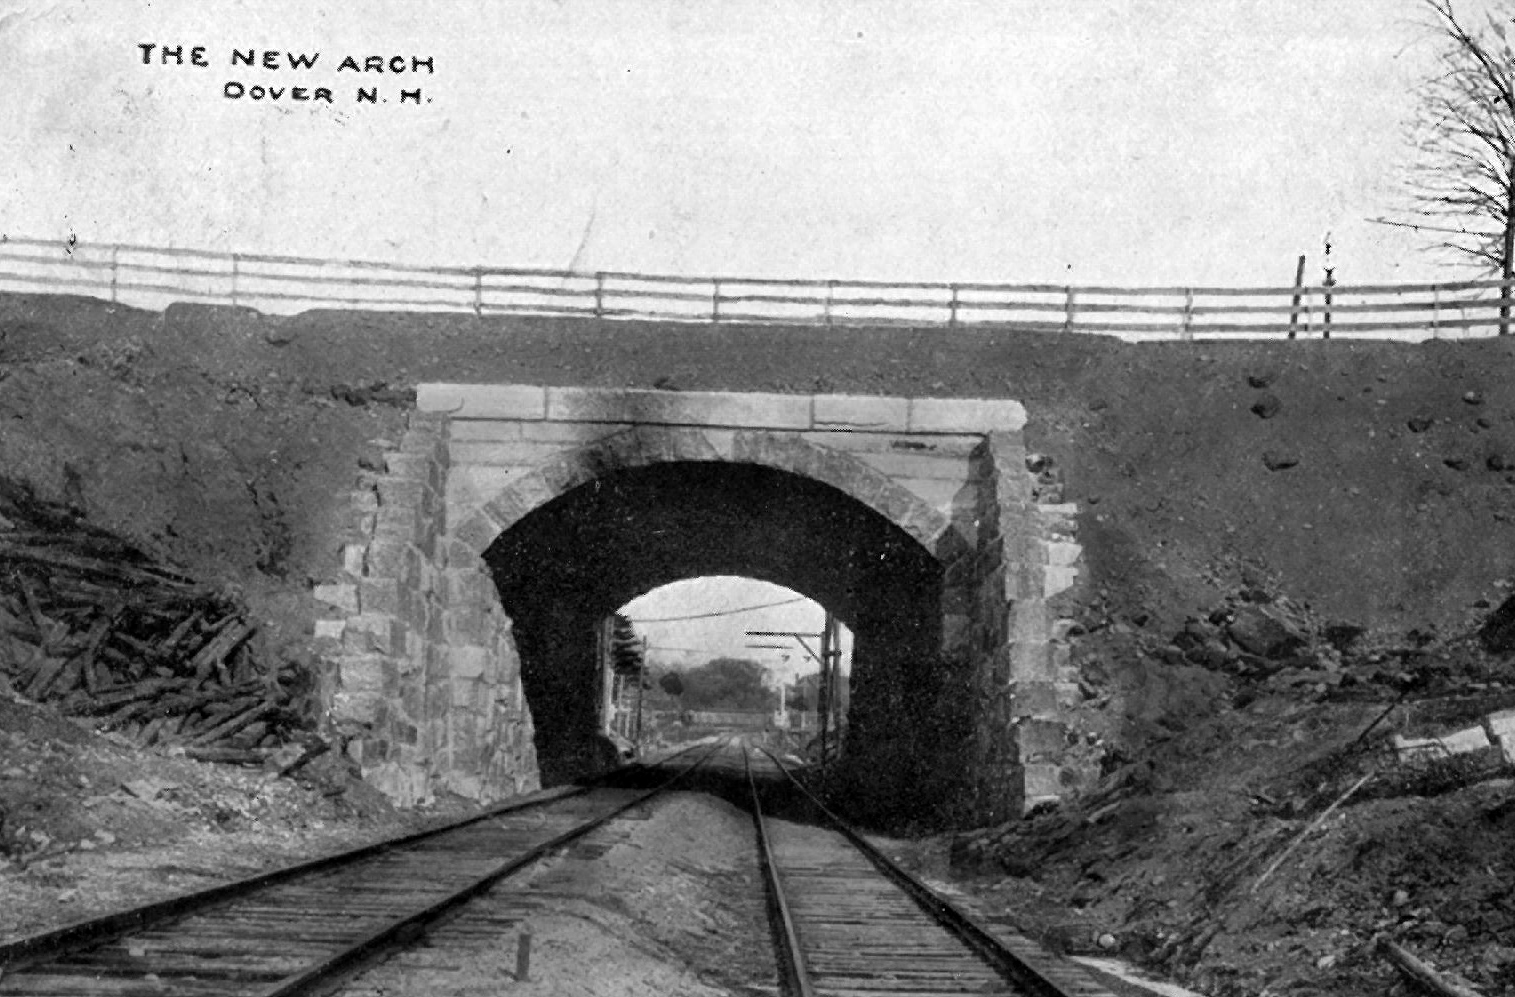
[1391,0,1515,330]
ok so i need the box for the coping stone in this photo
[909,397,1027,434]
[813,394,911,431]
[417,384,547,420]
[547,386,811,429]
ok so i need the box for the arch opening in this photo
[619,578,854,750]
[481,460,968,816]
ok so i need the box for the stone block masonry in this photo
[418,383,1082,822]
[307,383,1084,822]
[311,411,538,806]
[960,431,1087,820]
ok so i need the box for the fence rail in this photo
[1,235,1509,341]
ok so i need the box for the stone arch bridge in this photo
[311,384,1082,824]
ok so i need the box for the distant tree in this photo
[679,657,771,712]
[1390,0,1515,329]
[610,614,645,676]
[657,671,685,698]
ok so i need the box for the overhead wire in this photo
[627,595,809,624]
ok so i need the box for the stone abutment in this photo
[308,385,1083,823]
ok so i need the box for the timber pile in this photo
[0,491,310,762]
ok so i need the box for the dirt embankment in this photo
[3,293,1512,648]
[946,583,1515,996]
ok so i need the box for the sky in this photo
[620,578,852,685]
[2,1,1495,664]
[0,0,1488,288]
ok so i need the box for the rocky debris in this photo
[329,382,416,408]
[0,486,315,756]
[1246,372,1276,389]
[1163,590,1313,676]
[1262,450,1299,471]
[1250,393,1282,419]
[1464,391,1485,406]
[1226,605,1306,658]
[1409,416,1435,433]
[1445,456,1471,471]
[1026,453,1064,502]
[947,660,1515,997]
[1480,594,1515,654]
[1324,622,1368,652]
[1133,582,1515,709]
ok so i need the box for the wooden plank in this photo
[39,657,83,699]
[1189,296,1504,316]
[1188,314,1502,334]
[10,231,1515,335]
[188,701,276,746]
[189,619,254,681]
[22,655,68,699]
[161,611,203,653]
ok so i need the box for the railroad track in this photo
[4,736,1128,996]
[0,739,724,996]
[746,747,1117,997]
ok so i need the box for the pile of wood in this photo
[0,493,311,762]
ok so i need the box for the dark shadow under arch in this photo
[482,461,969,820]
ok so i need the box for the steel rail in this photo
[0,740,710,977]
[744,750,816,997]
[253,738,726,996]
[758,747,1117,997]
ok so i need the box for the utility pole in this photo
[747,627,829,754]
[822,612,842,760]
[746,619,842,761]
[819,614,836,760]
[598,617,615,736]
[634,635,647,751]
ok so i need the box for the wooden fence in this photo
[1,234,1510,340]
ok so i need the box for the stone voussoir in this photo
[451,511,503,554]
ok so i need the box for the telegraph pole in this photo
[634,635,647,750]
[821,612,841,760]
[747,618,842,761]
[819,614,835,760]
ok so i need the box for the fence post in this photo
[1503,277,1511,336]
[472,267,483,317]
[1431,284,1440,337]
[594,272,605,319]
[1288,255,1305,340]
[712,279,722,324]
[1181,288,1194,340]
[109,245,119,305]
[230,253,240,308]
[1323,273,1335,340]
[1063,286,1077,332]
[949,284,960,328]
[825,279,836,327]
